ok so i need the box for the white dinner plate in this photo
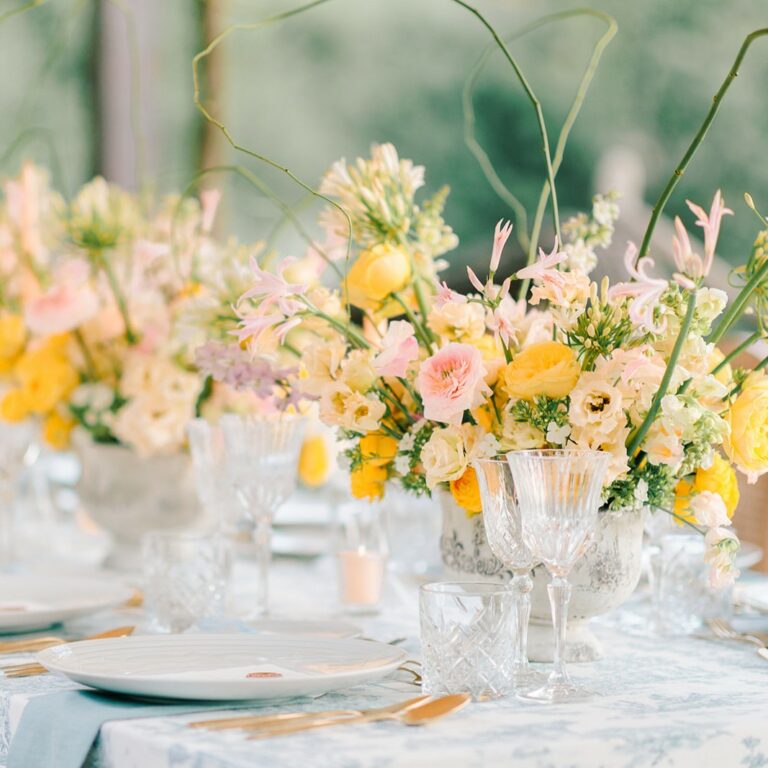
[38,634,406,701]
[0,574,134,633]
[248,619,361,639]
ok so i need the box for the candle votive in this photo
[336,498,388,613]
[338,547,385,611]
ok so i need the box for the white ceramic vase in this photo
[438,490,645,661]
[75,432,202,568]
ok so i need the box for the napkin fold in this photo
[7,690,256,768]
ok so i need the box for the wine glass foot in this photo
[517,680,594,703]
[511,667,547,691]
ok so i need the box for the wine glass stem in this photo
[547,576,572,687]
[253,516,272,616]
[511,570,533,672]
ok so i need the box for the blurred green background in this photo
[1,0,767,285]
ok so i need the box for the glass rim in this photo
[505,448,610,461]
[420,581,511,597]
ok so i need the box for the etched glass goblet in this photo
[220,413,305,617]
[474,458,543,689]
[186,418,227,525]
[506,449,609,703]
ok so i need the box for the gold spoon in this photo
[191,695,431,732]
[248,694,471,739]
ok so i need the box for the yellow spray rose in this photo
[502,341,581,400]
[359,431,398,467]
[350,462,387,501]
[449,466,483,517]
[14,336,79,415]
[0,388,29,422]
[674,454,740,523]
[725,373,768,482]
[298,435,332,488]
[42,411,76,451]
[345,243,411,315]
[0,314,26,373]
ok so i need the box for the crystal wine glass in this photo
[186,418,227,524]
[506,448,609,703]
[474,458,543,688]
[0,422,35,568]
[220,413,306,617]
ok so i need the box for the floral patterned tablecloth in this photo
[2,558,768,768]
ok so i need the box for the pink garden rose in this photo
[373,320,418,377]
[416,342,490,425]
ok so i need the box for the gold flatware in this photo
[2,626,135,677]
[248,694,470,740]
[190,695,431,732]
[707,618,768,650]
[0,624,135,656]
[123,589,144,609]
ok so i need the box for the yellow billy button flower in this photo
[502,341,581,401]
[359,431,398,467]
[0,314,26,373]
[350,462,387,501]
[42,411,76,451]
[298,435,332,488]
[674,454,740,523]
[449,466,483,517]
[725,372,768,482]
[0,388,30,422]
[345,243,411,316]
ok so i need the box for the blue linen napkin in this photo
[7,690,258,768]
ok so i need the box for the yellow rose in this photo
[359,431,398,467]
[42,411,76,451]
[0,388,30,422]
[350,462,387,501]
[298,435,332,488]
[502,341,581,400]
[449,467,483,517]
[725,373,768,481]
[674,454,740,522]
[0,314,26,372]
[345,244,411,315]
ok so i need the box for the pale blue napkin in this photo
[7,690,257,768]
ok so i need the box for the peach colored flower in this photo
[416,343,490,425]
[373,320,418,377]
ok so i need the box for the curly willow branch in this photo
[171,165,342,279]
[463,8,616,264]
[637,27,768,262]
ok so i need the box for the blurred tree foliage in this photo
[1,0,766,281]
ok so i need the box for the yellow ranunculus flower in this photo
[0,314,26,372]
[725,372,768,482]
[674,453,740,522]
[42,411,76,450]
[502,341,581,401]
[449,466,483,517]
[345,243,411,314]
[350,462,387,501]
[14,340,79,415]
[298,435,332,488]
[0,388,30,422]
[359,431,398,468]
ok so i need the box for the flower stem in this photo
[626,291,697,459]
[393,293,434,354]
[709,258,768,344]
[726,354,768,399]
[637,28,768,262]
[711,331,762,374]
[93,249,137,345]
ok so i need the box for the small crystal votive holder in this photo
[420,582,515,700]
[143,532,232,633]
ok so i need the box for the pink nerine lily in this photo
[489,219,513,273]
[608,243,668,334]
[671,217,700,289]
[686,190,733,276]
[516,239,568,303]
[435,281,466,308]
[239,256,307,317]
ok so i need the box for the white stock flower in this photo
[319,384,385,434]
[690,491,731,528]
[427,300,486,344]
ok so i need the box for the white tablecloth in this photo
[2,557,768,768]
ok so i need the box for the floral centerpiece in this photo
[229,142,768,588]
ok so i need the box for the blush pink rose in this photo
[373,320,419,377]
[416,342,490,425]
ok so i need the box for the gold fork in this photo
[2,626,135,678]
[189,695,432,732]
[707,618,768,651]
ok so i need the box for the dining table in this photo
[1,553,768,768]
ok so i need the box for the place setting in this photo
[1,3,768,767]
